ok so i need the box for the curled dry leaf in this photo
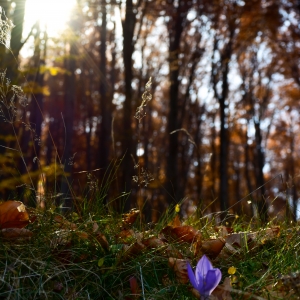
[122,209,140,227]
[168,257,189,284]
[161,225,202,247]
[0,200,29,229]
[201,238,226,259]
[1,228,33,240]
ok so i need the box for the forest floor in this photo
[0,198,299,299]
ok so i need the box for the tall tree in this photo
[165,0,193,207]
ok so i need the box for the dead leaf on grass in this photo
[0,201,29,229]
[1,228,33,240]
[168,257,189,284]
[201,238,226,258]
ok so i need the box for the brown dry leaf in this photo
[225,232,254,248]
[211,277,233,300]
[161,225,202,247]
[1,228,33,240]
[225,227,280,249]
[127,276,140,300]
[116,229,136,243]
[168,214,181,227]
[96,232,109,251]
[165,244,184,258]
[201,238,226,258]
[54,215,77,230]
[168,257,189,284]
[264,271,300,299]
[142,236,166,249]
[75,231,89,240]
[120,241,145,261]
[122,209,140,227]
[0,201,29,229]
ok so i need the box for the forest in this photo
[0,0,300,223]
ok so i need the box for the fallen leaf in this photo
[0,201,29,229]
[116,229,136,243]
[168,214,181,227]
[168,257,189,284]
[0,228,33,240]
[120,241,145,261]
[201,238,226,258]
[122,209,140,227]
[128,276,140,299]
[142,236,166,249]
[54,215,77,230]
[225,227,280,250]
[96,232,109,251]
[161,225,202,246]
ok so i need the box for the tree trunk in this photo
[165,1,191,207]
[60,39,76,213]
[121,0,136,212]
[98,0,112,204]
[254,120,268,223]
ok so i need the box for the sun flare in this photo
[24,0,76,37]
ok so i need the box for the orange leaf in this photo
[0,201,29,229]
[168,214,181,227]
[122,209,140,227]
[201,238,226,258]
[161,225,202,245]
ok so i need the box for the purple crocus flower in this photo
[187,255,222,298]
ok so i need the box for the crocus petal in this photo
[202,269,222,295]
[195,255,212,284]
[187,262,199,290]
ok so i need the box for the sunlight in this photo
[24,0,76,37]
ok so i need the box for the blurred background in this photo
[0,0,299,222]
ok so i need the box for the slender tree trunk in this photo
[165,1,191,207]
[98,0,112,203]
[253,120,268,223]
[122,0,136,212]
[60,40,76,213]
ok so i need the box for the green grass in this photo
[0,194,300,300]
